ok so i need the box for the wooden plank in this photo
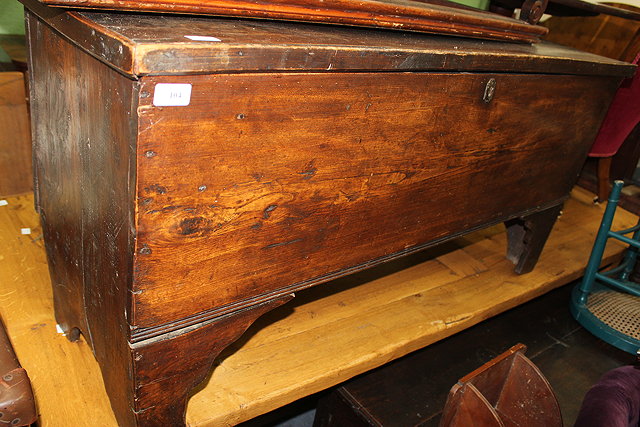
[0,72,31,197]
[25,12,139,425]
[437,248,489,276]
[132,71,618,329]
[19,2,635,77]
[543,3,640,62]
[31,0,548,43]
[187,189,636,426]
[0,187,635,426]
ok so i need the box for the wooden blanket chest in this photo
[21,1,634,425]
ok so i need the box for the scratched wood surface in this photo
[0,188,635,426]
[132,71,619,330]
[31,0,548,43]
[25,11,139,423]
[21,6,636,425]
[19,1,635,78]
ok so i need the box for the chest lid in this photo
[29,0,549,43]
[24,0,635,78]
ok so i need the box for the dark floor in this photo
[241,281,636,427]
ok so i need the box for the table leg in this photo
[505,204,563,274]
[126,294,294,427]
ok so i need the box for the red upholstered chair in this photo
[589,52,640,202]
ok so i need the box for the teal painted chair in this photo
[570,180,640,354]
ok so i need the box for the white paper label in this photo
[21,228,31,235]
[184,35,221,42]
[153,83,192,107]
[0,200,7,206]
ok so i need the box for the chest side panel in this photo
[26,12,139,424]
[132,72,617,329]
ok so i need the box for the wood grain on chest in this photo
[131,71,618,332]
[31,0,549,43]
[18,2,635,78]
[23,5,636,425]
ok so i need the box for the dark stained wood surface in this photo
[19,0,636,78]
[131,295,292,426]
[549,0,640,19]
[506,205,563,274]
[34,0,549,43]
[495,0,640,20]
[131,71,618,331]
[543,3,640,63]
[440,383,504,427]
[22,4,634,426]
[2,191,635,427]
[445,345,561,427]
[25,10,138,425]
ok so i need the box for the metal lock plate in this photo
[483,78,497,103]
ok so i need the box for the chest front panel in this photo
[132,72,616,329]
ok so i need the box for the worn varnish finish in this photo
[35,0,548,43]
[18,0,636,78]
[22,3,634,426]
[25,11,138,424]
[133,72,617,329]
[0,190,636,426]
[131,295,292,425]
[506,205,564,274]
